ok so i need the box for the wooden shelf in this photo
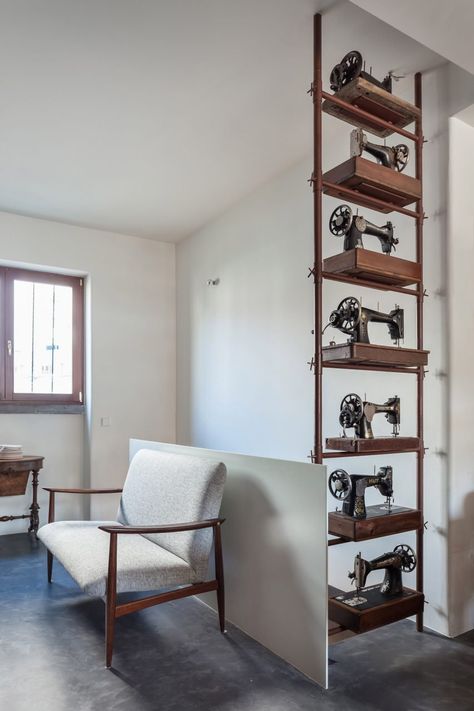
[329,585,424,633]
[323,157,421,213]
[322,343,429,369]
[328,619,348,637]
[329,505,422,542]
[325,436,420,454]
[328,585,353,639]
[322,78,420,138]
[323,249,421,288]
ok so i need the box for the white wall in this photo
[130,439,328,687]
[177,161,313,460]
[176,51,453,632]
[0,211,176,531]
[447,116,474,636]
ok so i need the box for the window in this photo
[0,267,84,409]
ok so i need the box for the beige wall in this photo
[0,211,176,531]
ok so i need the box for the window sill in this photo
[0,403,84,414]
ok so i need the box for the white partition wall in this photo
[130,439,328,687]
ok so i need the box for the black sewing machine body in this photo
[329,204,398,255]
[351,128,409,172]
[349,545,416,598]
[339,393,400,439]
[328,466,393,519]
[327,296,404,345]
[330,50,392,94]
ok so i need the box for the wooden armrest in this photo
[44,487,123,524]
[43,487,123,494]
[99,518,225,535]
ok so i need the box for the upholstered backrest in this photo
[117,449,226,579]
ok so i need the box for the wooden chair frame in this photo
[43,487,226,667]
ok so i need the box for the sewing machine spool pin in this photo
[330,50,392,94]
[329,204,398,255]
[328,465,393,519]
[325,295,404,345]
[346,545,417,604]
[350,128,409,172]
[338,393,400,439]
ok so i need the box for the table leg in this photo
[28,470,40,537]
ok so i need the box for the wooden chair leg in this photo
[214,523,226,633]
[105,533,118,668]
[105,600,116,669]
[47,551,53,583]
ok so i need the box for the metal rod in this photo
[321,90,419,142]
[328,536,351,546]
[313,13,323,464]
[414,72,424,633]
[322,180,421,219]
[322,271,419,296]
[322,448,420,459]
[323,362,419,374]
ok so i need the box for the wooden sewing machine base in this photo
[321,77,421,138]
[323,248,421,288]
[322,343,429,369]
[325,436,420,454]
[329,584,424,633]
[323,157,421,213]
[329,504,422,541]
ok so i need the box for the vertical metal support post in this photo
[414,72,424,632]
[313,13,323,464]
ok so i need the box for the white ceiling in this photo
[350,1,474,76]
[0,0,450,241]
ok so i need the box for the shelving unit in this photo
[310,14,426,638]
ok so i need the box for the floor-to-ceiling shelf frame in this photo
[310,13,425,636]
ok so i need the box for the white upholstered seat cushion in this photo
[117,450,226,580]
[38,520,197,597]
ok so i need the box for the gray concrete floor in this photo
[1,533,473,711]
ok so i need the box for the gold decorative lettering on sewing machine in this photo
[324,296,404,345]
[338,393,400,439]
[347,545,417,605]
[330,50,393,94]
[328,466,393,520]
[329,204,398,255]
[350,128,409,172]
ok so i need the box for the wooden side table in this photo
[0,456,44,535]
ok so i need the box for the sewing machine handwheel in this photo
[329,204,353,236]
[339,393,363,428]
[328,469,352,501]
[330,51,362,92]
[394,544,417,572]
[332,296,361,333]
[394,144,409,172]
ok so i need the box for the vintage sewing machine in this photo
[347,545,417,605]
[330,50,392,94]
[325,296,403,345]
[329,204,398,255]
[328,466,393,519]
[351,128,409,172]
[339,393,400,438]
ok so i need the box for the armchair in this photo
[38,450,227,668]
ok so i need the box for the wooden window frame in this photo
[0,267,84,408]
